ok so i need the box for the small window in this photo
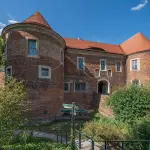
[6,66,12,76]
[64,82,70,92]
[39,65,51,79]
[107,70,112,77]
[100,59,106,71]
[130,59,140,71]
[75,82,87,92]
[116,62,121,72]
[132,79,140,85]
[95,69,100,77]
[28,39,38,56]
[60,49,64,64]
[77,57,85,70]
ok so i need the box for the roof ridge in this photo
[64,37,119,46]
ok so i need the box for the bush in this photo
[0,78,29,145]
[107,84,150,124]
[125,115,150,150]
[3,137,71,150]
[82,117,128,142]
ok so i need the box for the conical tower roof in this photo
[23,11,52,29]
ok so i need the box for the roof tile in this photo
[23,11,52,29]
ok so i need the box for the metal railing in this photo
[76,130,150,150]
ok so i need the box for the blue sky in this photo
[0,0,150,44]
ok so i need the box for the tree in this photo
[0,36,4,67]
[107,84,150,124]
[0,78,29,145]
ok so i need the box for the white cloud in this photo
[131,0,148,11]
[0,22,6,27]
[8,20,18,24]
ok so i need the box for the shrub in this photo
[0,78,29,145]
[3,137,71,150]
[125,115,150,150]
[82,117,128,142]
[107,84,150,124]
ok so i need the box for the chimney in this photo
[78,37,82,40]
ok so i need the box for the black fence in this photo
[76,130,150,150]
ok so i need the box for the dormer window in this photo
[28,39,38,56]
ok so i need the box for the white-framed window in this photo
[131,79,140,85]
[107,69,112,77]
[130,58,140,71]
[75,82,87,92]
[77,57,85,70]
[95,69,100,77]
[39,65,51,79]
[6,66,12,76]
[116,62,121,72]
[60,49,64,65]
[100,59,107,71]
[28,39,38,56]
[64,82,70,92]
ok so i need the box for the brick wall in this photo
[6,30,65,119]
[64,48,126,111]
[126,51,150,85]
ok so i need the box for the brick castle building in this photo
[2,12,150,119]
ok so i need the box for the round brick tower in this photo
[2,12,66,120]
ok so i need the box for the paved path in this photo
[75,139,105,150]
[14,130,66,143]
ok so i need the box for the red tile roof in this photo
[22,12,52,29]
[120,32,150,55]
[21,12,150,55]
[64,38,124,54]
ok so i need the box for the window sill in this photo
[27,55,39,58]
[75,91,88,93]
[130,70,139,72]
[116,71,122,72]
[39,76,51,79]
[100,70,107,72]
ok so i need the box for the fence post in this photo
[79,132,81,149]
[121,141,124,150]
[92,140,94,150]
[148,141,150,150]
[61,132,62,143]
[104,141,107,150]
[57,133,58,143]
[66,132,68,144]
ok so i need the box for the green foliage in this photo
[107,84,150,124]
[126,115,150,150]
[0,36,5,67]
[2,137,71,150]
[0,78,29,145]
[82,117,128,142]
